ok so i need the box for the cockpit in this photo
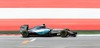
[30,26,45,30]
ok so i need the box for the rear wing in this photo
[20,25,29,32]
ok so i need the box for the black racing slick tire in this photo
[22,31,29,38]
[60,30,68,37]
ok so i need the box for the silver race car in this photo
[20,24,77,38]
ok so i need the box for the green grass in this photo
[0,30,100,34]
[0,31,20,34]
[73,30,100,34]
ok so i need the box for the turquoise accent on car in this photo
[28,26,51,35]
[36,29,50,35]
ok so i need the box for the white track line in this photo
[21,38,37,44]
[30,38,37,42]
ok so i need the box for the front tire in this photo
[60,30,68,37]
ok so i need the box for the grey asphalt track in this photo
[0,36,100,48]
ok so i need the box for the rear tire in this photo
[20,24,29,38]
[60,30,68,37]
[22,31,29,38]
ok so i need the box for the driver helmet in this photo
[42,24,45,26]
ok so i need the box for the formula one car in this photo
[20,24,77,38]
